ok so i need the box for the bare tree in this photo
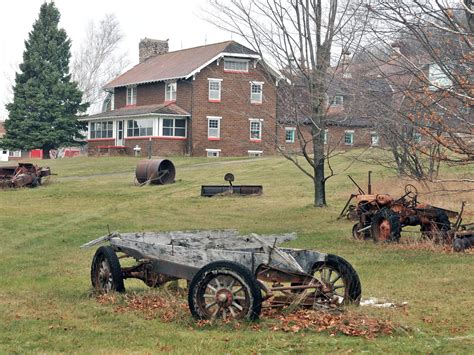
[72,14,129,114]
[362,0,473,181]
[206,0,371,207]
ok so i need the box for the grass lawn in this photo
[0,153,473,353]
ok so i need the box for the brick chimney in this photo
[139,38,169,63]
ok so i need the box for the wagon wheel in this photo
[91,246,125,293]
[352,223,367,240]
[370,208,401,242]
[312,254,361,306]
[188,261,262,321]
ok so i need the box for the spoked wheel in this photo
[371,208,401,242]
[312,254,361,306]
[91,246,125,293]
[188,261,262,321]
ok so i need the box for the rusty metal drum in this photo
[135,159,175,185]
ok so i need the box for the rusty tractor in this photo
[0,162,51,188]
[338,172,468,246]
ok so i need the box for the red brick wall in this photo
[137,82,164,106]
[190,61,278,157]
[114,87,127,109]
[88,137,187,156]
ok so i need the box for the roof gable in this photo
[105,41,259,89]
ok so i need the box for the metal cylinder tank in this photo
[135,159,176,185]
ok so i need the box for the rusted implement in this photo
[340,172,466,245]
[0,162,51,188]
[82,230,361,321]
[135,159,175,185]
[201,173,263,197]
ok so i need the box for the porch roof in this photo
[83,103,190,121]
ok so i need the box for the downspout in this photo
[188,79,194,156]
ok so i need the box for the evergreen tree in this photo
[1,2,88,157]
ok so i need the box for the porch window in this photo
[127,119,153,137]
[165,82,177,101]
[90,121,113,139]
[163,118,186,137]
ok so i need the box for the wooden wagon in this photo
[82,230,361,320]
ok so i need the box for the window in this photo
[208,79,222,101]
[9,150,21,158]
[162,118,186,137]
[428,64,452,90]
[224,58,249,72]
[248,150,263,157]
[370,132,380,146]
[331,95,343,106]
[165,82,177,101]
[344,130,354,145]
[324,129,328,144]
[206,149,221,157]
[127,119,153,137]
[126,86,137,105]
[414,132,422,144]
[90,121,113,139]
[207,116,221,139]
[285,127,295,143]
[250,82,263,104]
[2,150,6,154]
[249,119,262,140]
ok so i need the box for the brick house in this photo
[82,39,280,157]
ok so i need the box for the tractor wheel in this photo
[421,210,451,243]
[352,223,364,240]
[91,246,125,293]
[371,208,401,242]
[188,261,262,321]
[312,254,362,305]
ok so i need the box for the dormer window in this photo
[224,58,249,73]
[126,86,137,105]
[165,82,177,101]
[331,95,343,106]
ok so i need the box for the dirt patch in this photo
[96,293,398,339]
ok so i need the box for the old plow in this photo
[82,230,361,321]
[0,162,51,188]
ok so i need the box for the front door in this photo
[116,120,124,146]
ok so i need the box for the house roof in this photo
[105,41,260,89]
[85,103,190,121]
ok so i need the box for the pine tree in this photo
[1,2,88,157]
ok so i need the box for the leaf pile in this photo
[96,293,397,338]
[262,308,396,339]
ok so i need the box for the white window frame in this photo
[126,118,154,137]
[370,132,380,146]
[248,150,263,157]
[344,130,354,145]
[207,116,221,139]
[250,81,263,104]
[161,117,187,137]
[249,119,263,141]
[206,148,221,158]
[224,58,249,73]
[208,78,222,102]
[165,82,177,101]
[331,95,343,106]
[90,121,114,139]
[324,129,328,144]
[285,127,295,143]
[126,86,137,105]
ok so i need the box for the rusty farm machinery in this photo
[0,162,51,188]
[339,172,473,251]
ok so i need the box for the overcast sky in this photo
[0,0,232,119]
